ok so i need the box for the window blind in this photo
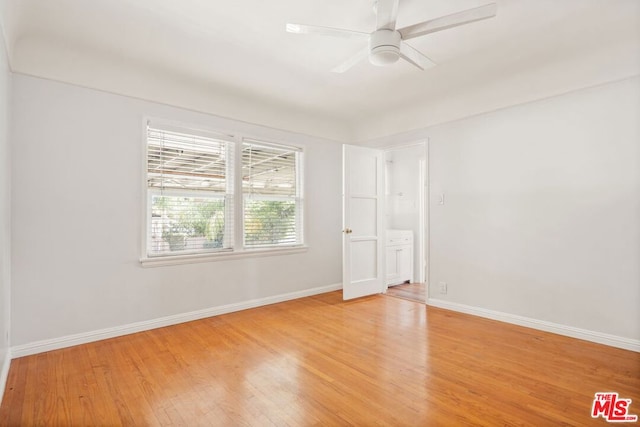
[242,140,303,247]
[147,124,234,256]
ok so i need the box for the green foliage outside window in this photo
[244,199,296,246]
[152,196,297,251]
[153,196,225,251]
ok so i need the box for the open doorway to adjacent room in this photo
[383,142,428,303]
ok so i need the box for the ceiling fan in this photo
[286,0,497,72]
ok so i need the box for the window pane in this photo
[242,140,303,248]
[150,195,231,255]
[244,199,297,246]
[242,141,297,197]
[147,128,229,193]
[147,124,234,257]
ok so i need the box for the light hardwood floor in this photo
[1,291,638,426]
[386,282,426,303]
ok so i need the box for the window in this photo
[243,140,303,247]
[146,125,235,257]
[144,121,304,261]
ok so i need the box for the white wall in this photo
[0,8,12,390]
[10,74,343,348]
[369,76,640,344]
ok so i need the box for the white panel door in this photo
[343,144,384,300]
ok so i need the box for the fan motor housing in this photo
[369,29,401,66]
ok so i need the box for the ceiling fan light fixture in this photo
[369,29,401,66]
[369,46,400,66]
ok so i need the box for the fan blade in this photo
[398,3,497,41]
[331,46,369,73]
[399,42,436,71]
[286,23,369,40]
[375,0,399,30]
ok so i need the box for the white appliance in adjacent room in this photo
[386,229,413,286]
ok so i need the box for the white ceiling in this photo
[1,0,639,142]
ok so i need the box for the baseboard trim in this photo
[427,298,640,353]
[0,349,11,405]
[12,283,342,358]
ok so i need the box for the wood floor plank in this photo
[1,291,638,426]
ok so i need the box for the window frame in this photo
[140,117,308,267]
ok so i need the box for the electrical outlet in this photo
[438,282,447,294]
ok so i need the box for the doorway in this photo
[341,142,428,302]
[383,142,428,303]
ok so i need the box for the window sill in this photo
[140,245,309,268]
